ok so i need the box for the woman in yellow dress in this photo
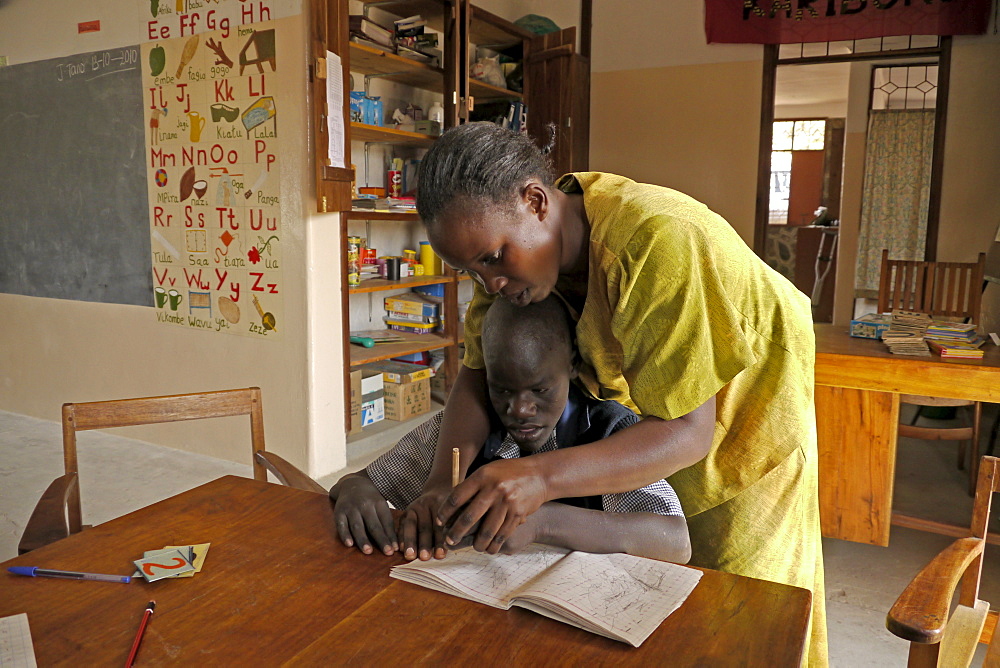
[403,122,827,666]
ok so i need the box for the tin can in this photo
[388,170,402,198]
[347,236,362,287]
[385,256,401,281]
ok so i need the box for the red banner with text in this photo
[705,0,993,44]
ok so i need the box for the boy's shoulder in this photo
[573,388,640,443]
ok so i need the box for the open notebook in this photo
[390,544,702,647]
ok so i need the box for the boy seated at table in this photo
[330,295,691,563]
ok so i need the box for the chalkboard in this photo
[0,46,152,306]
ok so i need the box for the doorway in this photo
[754,38,951,324]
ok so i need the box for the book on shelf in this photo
[394,14,426,37]
[350,34,395,54]
[349,15,394,48]
[350,329,405,344]
[390,543,703,647]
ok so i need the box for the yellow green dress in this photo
[462,172,827,666]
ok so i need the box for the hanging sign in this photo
[704,0,993,44]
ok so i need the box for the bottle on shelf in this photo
[428,101,444,125]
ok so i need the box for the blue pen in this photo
[8,566,131,583]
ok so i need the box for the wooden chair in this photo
[887,455,1000,667]
[17,387,325,555]
[878,249,987,495]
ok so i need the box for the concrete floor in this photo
[1,406,998,666]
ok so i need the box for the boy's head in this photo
[481,295,577,453]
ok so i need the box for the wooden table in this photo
[0,476,811,666]
[815,323,1000,546]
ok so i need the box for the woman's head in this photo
[417,122,554,227]
[417,123,564,306]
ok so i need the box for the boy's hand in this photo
[331,475,398,556]
[399,482,451,561]
[497,514,538,555]
[437,457,547,555]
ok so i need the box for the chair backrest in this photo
[961,456,1000,608]
[61,387,268,534]
[877,249,986,323]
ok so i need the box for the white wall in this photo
[0,0,348,477]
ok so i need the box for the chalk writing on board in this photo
[54,48,140,82]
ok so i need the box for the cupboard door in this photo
[525,28,590,175]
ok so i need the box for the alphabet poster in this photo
[142,5,283,339]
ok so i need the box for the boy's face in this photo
[485,347,574,454]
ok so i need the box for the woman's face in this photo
[429,188,562,306]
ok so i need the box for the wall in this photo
[0,0,347,477]
[588,2,763,242]
[584,1,1000,322]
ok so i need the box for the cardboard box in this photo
[850,313,892,339]
[361,396,384,426]
[361,368,384,396]
[349,369,363,434]
[384,377,431,421]
[365,360,433,384]
[384,293,439,318]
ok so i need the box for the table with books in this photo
[0,476,811,665]
[814,323,1000,547]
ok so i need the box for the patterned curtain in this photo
[854,109,935,299]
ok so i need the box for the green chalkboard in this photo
[0,46,152,306]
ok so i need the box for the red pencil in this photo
[125,601,155,667]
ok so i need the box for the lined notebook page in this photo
[0,613,37,668]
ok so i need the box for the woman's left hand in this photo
[437,457,548,554]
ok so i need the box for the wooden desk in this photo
[815,323,1000,546]
[0,476,811,666]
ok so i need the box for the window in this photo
[769,119,826,224]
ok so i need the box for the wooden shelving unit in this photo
[313,0,588,438]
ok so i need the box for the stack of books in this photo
[926,338,986,359]
[925,322,984,358]
[881,310,932,357]
[384,293,440,335]
[349,15,394,50]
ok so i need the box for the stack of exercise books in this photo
[880,310,932,357]
[924,322,985,359]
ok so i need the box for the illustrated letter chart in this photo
[143,12,283,339]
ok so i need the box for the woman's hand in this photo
[330,474,398,556]
[437,457,548,554]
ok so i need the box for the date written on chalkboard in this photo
[55,48,139,82]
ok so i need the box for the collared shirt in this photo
[366,386,684,517]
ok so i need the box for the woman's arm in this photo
[398,364,491,560]
[506,502,691,563]
[440,395,716,553]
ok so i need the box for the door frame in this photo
[753,38,952,263]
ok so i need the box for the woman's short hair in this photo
[416,122,554,228]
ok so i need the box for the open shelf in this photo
[349,42,444,93]
[350,122,437,146]
[470,79,522,103]
[469,5,531,50]
[350,274,452,294]
[349,332,453,366]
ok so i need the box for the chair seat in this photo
[900,394,976,408]
[900,424,976,441]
